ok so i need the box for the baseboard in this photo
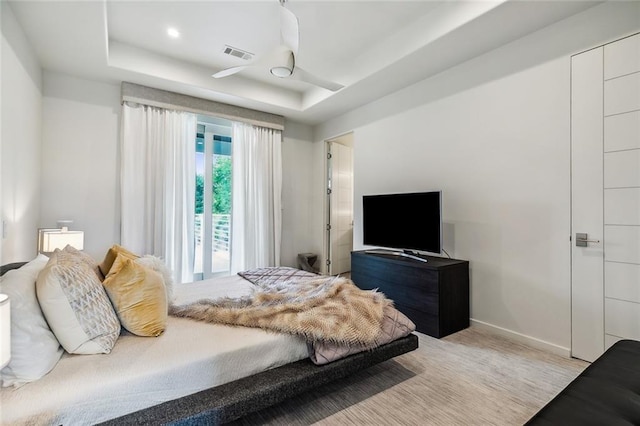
[470,319,571,358]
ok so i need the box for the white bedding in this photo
[1,275,308,425]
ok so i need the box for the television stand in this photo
[352,250,469,338]
[364,249,428,263]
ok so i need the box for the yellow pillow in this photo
[99,244,139,277]
[102,255,167,337]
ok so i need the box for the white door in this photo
[571,33,640,362]
[327,140,353,275]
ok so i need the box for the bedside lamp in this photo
[0,294,10,369]
[38,227,84,254]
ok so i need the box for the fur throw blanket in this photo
[169,275,393,347]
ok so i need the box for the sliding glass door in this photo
[194,117,232,280]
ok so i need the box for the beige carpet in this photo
[231,326,587,425]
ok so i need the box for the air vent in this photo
[223,45,253,61]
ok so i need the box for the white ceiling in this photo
[8,0,602,125]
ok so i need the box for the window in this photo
[194,118,233,279]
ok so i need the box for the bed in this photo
[0,260,418,425]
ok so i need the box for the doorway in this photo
[325,133,354,276]
[194,115,233,280]
[571,33,640,362]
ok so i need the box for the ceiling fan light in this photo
[270,66,292,78]
[167,27,180,39]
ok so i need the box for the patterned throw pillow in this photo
[62,244,103,280]
[36,250,120,354]
[102,254,168,337]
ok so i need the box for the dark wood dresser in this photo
[351,250,469,338]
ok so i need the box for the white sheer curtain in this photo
[230,122,282,273]
[120,102,196,284]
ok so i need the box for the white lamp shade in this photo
[0,294,10,369]
[41,230,84,252]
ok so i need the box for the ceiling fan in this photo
[212,0,344,92]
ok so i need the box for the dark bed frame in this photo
[2,261,419,425]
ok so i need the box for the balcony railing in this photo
[194,214,230,275]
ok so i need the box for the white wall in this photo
[313,1,640,354]
[1,2,43,263]
[354,59,572,348]
[281,119,315,268]
[41,72,120,261]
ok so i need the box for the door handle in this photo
[576,233,600,247]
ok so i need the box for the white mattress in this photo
[1,275,308,425]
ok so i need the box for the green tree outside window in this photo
[195,156,231,215]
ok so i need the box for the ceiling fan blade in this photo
[292,67,344,92]
[280,4,299,56]
[212,65,249,78]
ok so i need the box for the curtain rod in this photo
[121,82,285,131]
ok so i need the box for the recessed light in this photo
[167,28,180,39]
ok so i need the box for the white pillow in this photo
[36,250,120,354]
[0,254,63,387]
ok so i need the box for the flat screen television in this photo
[362,191,442,255]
